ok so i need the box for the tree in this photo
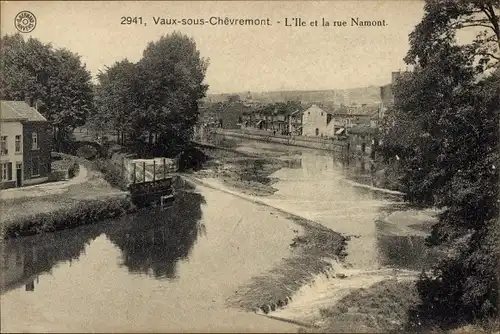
[0,33,94,151]
[137,32,209,155]
[380,1,499,329]
[406,0,499,72]
[43,48,94,150]
[93,59,139,144]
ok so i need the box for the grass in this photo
[312,278,420,333]
[449,318,500,333]
[227,214,347,313]
[0,153,130,239]
[190,145,293,197]
[51,152,77,171]
[2,197,135,239]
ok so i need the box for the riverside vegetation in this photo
[379,1,500,331]
[0,153,133,239]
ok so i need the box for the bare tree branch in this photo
[483,52,500,61]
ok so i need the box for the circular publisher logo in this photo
[14,11,37,33]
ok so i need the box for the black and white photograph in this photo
[0,0,499,332]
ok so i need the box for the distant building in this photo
[379,71,411,118]
[0,100,51,189]
[346,125,379,159]
[302,104,334,137]
[331,104,379,137]
[215,102,250,129]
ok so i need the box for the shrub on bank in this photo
[92,158,129,190]
[76,144,98,160]
[51,152,81,179]
[68,162,80,178]
[2,197,136,239]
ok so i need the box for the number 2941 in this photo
[121,17,143,24]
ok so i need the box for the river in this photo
[0,137,438,332]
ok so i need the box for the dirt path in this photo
[0,165,89,200]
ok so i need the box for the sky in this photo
[1,1,426,94]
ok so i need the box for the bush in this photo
[76,145,98,160]
[68,162,80,178]
[93,158,128,190]
[3,197,136,239]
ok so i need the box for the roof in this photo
[304,104,334,115]
[0,101,47,122]
[329,104,379,116]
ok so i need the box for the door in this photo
[16,162,22,187]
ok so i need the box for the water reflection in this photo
[105,190,206,280]
[1,225,102,294]
[0,187,206,294]
[282,158,302,169]
[375,220,437,271]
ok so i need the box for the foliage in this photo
[0,33,94,151]
[92,158,129,190]
[3,197,135,239]
[380,1,500,329]
[405,0,499,72]
[90,32,209,157]
[68,162,80,178]
[76,144,98,160]
[92,59,139,143]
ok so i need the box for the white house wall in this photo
[302,105,329,137]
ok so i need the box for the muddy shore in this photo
[189,144,295,197]
[188,143,441,333]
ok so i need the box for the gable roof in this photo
[304,104,335,115]
[0,101,47,122]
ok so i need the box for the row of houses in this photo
[241,103,380,137]
[199,71,404,158]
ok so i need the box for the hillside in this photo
[204,86,382,105]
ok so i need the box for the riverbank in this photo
[187,143,299,197]
[187,175,429,332]
[0,155,130,239]
[185,175,347,320]
[207,130,404,193]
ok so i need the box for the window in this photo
[1,136,7,154]
[15,135,21,153]
[32,132,38,150]
[321,112,323,116]
[1,162,13,181]
[31,157,40,177]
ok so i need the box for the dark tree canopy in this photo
[91,32,209,156]
[0,33,94,150]
[406,0,499,71]
[380,1,499,329]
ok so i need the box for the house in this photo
[331,104,379,137]
[0,100,51,189]
[301,104,334,137]
[346,125,379,158]
[216,102,251,129]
